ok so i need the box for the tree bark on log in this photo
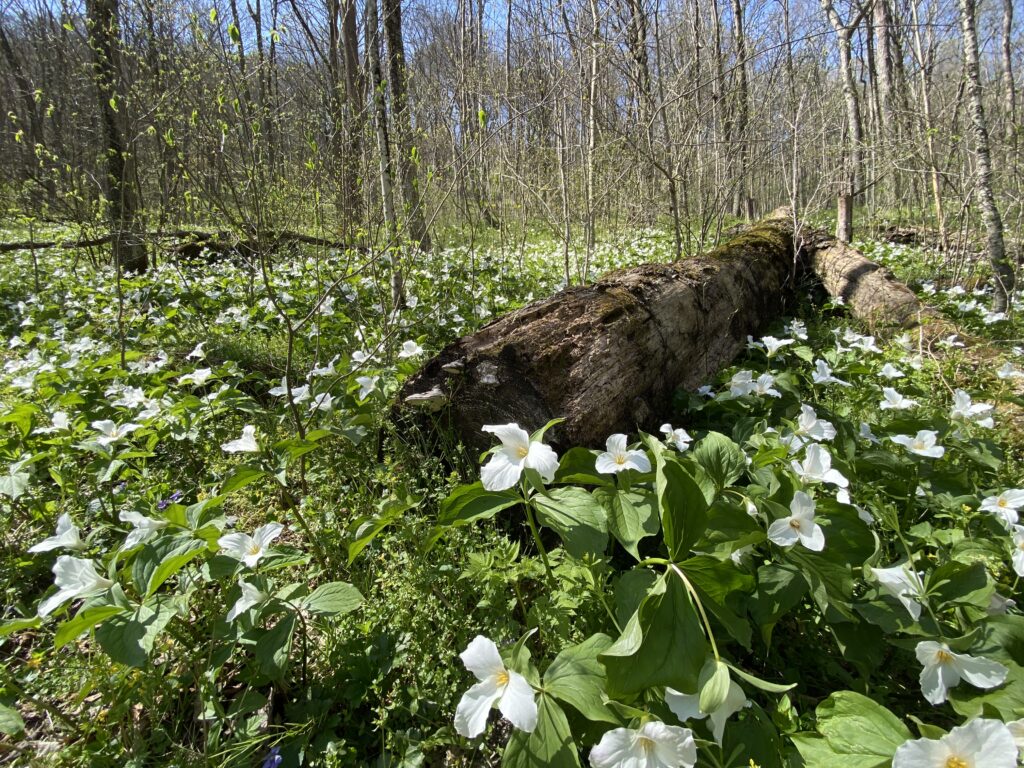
[399,211,801,451]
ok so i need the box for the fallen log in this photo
[400,210,802,451]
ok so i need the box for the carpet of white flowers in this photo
[1,229,1024,768]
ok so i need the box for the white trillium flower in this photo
[981,490,1024,528]
[786,319,808,340]
[29,513,86,553]
[187,342,206,360]
[812,359,850,386]
[35,411,71,435]
[767,491,825,551]
[996,362,1023,380]
[859,422,880,444]
[596,434,651,474]
[761,336,794,357]
[309,392,334,412]
[589,721,697,768]
[356,375,379,401]
[870,563,926,621]
[660,423,692,452]
[91,419,142,447]
[666,681,748,744]
[950,389,994,428]
[782,404,836,452]
[729,370,755,397]
[398,340,424,358]
[880,387,918,410]
[119,510,169,549]
[791,444,848,488]
[879,363,905,379]
[221,425,260,453]
[752,373,781,397]
[226,580,270,622]
[891,431,945,459]
[915,641,1008,705]
[179,367,213,386]
[892,718,1017,768]
[454,635,537,738]
[1011,526,1024,577]
[480,423,559,491]
[218,522,284,568]
[38,556,114,617]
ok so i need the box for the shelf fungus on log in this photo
[399,210,803,451]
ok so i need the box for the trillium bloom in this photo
[589,721,697,768]
[1011,526,1024,577]
[729,370,755,397]
[187,342,206,360]
[870,563,926,620]
[767,491,825,551]
[596,434,651,474]
[879,363,905,379]
[891,431,945,459]
[35,411,71,435]
[356,375,379,401]
[38,556,114,617]
[791,444,848,488]
[880,387,918,410]
[997,362,1023,380]
[782,404,836,452]
[179,367,213,386]
[119,510,169,548]
[218,522,284,568]
[666,682,748,744]
[950,389,994,428]
[91,419,142,447]
[915,641,1008,705]
[980,489,1024,528]
[226,580,270,622]
[761,336,794,357]
[892,719,1017,768]
[454,635,537,738]
[398,340,424,358]
[812,359,850,386]
[308,392,334,412]
[480,423,558,491]
[29,513,86,553]
[660,423,692,452]
[752,373,781,397]
[221,425,260,453]
[786,319,808,340]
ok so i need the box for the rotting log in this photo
[399,210,802,452]
[802,229,931,329]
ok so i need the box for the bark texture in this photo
[399,211,799,451]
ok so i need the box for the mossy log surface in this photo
[399,212,800,451]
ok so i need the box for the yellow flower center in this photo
[935,649,954,664]
[913,440,926,450]
[247,543,261,556]
[516,445,530,459]
[615,454,627,465]
[636,735,655,754]
[495,670,509,686]
[998,498,1008,508]
[789,518,802,529]
[945,756,968,768]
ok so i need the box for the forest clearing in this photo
[1,0,1024,765]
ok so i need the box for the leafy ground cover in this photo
[1,229,1023,768]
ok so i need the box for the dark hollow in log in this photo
[399,211,802,452]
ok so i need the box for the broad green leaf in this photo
[601,572,706,697]
[435,482,519,529]
[649,443,708,561]
[678,555,753,649]
[0,467,30,500]
[800,690,910,768]
[0,616,41,638]
[502,694,581,768]
[543,634,617,724]
[55,605,124,649]
[220,466,267,495]
[726,663,797,693]
[0,703,24,736]
[554,447,612,486]
[532,487,608,557]
[301,581,362,616]
[133,534,207,597]
[614,568,657,628]
[593,488,658,560]
[256,614,296,679]
[96,600,178,667]
[691,431,747,490]
[0,403,37,438]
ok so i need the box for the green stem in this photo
[524,500,556,588]
[671,564,719,660]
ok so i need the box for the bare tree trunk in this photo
[382,0,431,251]
[1003,0,1017,146]
[959,0,1014,310]
[86,0,147,273]
[729,0,754,219]
[909,0,947,249]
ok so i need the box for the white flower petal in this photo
[497,670,538,732]
[481,451,523,491]
[454,677,502,738]
[524,441,559,483]
[460,635,506,680]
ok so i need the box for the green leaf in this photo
[0,616,41,638]
[601,572,706,697]
[301,581,362,616]
[792,691,910,768]
[726,663,797,693]
[434,482,519,532]
[55,605,124,649]
[95,601,178,667]
[691,431,747,490]
[543,634,618,724]
[256,614,296,679]
[0,403,38,438]
[678,555,753,648]
[220,466,267,495]
[0,467,30,500]
[554,447,612,486]
[348,497,415,564]
[502,694,581,768]
[650,445,708,561]
[749,563,807,645]
[132,534,207,598]
[594,488,659,560]
[532,487,608,558]
[0,703,24,736]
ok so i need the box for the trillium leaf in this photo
[96,600,178,667]
[220,465,267,495]
[593,488,659,560]
[0,616,41,638]
[0,469,30,500]
[543,634,618,724]
[793,691,910,768]
[501,693,581,768]
[532,487,608,558]
[55,605,124,649]
[132,534,207,598]
[554,447,612,486]
[436,482,520,529]
[256,614,296,679]
[0,703,25,736]
[601,573,706,696]
[692,431,747,491]
[678,556,753,649]
[948,658,1024,720]
[347,498,415,564]
[648,442,708,561]
[749,563,807,646]
[301,581,362,616]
